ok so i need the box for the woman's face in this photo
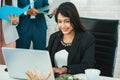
[57,13,74,35]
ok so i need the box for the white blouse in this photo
[54,49,68,67]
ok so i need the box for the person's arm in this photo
[66,33,95,74]
[42,0,49,7]
[68,42,95,74]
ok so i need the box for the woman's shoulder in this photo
[76,31,95,46]
[50,31,61,37]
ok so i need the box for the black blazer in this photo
[47,31,95,74]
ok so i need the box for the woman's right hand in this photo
[53,67,67,74]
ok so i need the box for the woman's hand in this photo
[53,67,67,74]
[8,15,19,25]
[26,69,51,80]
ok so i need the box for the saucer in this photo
[74,74,100,80]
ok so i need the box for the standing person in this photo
[0,0,19,64]
[16,0,49,50]
[47,2,95,75]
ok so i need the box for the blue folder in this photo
[0,5,30,21]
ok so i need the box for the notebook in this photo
[2,47,55,80]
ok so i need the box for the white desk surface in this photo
[0,65,120,80]
[0,65,19,80]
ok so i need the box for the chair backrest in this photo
[80,17,119,77]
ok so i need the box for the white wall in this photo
[46,0,120,78]
[71,0,120,20]
[114,21,120,78]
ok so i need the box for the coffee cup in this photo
[85,68,101,80]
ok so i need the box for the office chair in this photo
[80,17,119,77]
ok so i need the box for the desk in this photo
[74,74,120,80]
[0,65,19,80]
[0,65,120,80]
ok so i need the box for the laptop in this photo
[2,47,55,80]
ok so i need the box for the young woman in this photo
[47,2,95,75]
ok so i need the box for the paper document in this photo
[2,20,19,44]
[0,5,30,21]
[48,0,70,14]
[38,0,70,15]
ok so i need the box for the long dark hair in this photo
[55,2,86,32]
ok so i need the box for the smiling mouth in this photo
[62,28,68,31]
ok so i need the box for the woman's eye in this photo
[65,20,70,23]
[57,20,70,23]
[58,21,62,23]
